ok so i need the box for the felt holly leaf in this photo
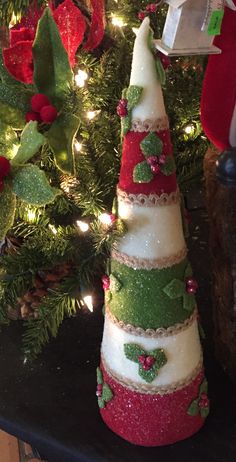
[11,122,45,166]
[200,407,209,418]
[0,101,25,130]
[163,279,185,299]
[122,88,128,99]
[0,122,19,159]
[98,397,105,408]
[109,274,122,293]
[12,164,61,206]
[33,8,73,108]
[124,344,146,363]
[199,378,208,395]
[127,85,143,111]
[183,293,196,312]
[0,183,16,241]
[160,155,176,176]
[187,399,199,417]
[156,58,166,86]
[121,113,132,137]
[46,113,78,174]
[96,367,103,385]
[0,81,32,115]
[140,133,163,158]
[133,161,153,183]
[105,290,112,304]
[138,349,167,383]
[102,383,113,403]
[185,263,193,279]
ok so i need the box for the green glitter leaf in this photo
[200,407,209,418]
[109,274,122,293]
[98,397,105,408]
[133,161,153,183]
[96,367,103,385]
[183,293,196,312]
[127,85,143,111]
[185,263,193,279]
[163,279,185,299]
[102,383,113,403]
[121,113,132,137]
[0,100,25,129]
[187,399,199,417]
[12,164,61,206]
[156,58,166,87]
[122,87,128,99]
[11,121,46,166]
[160,155,176,176]
[199,378,208,395]
[33,8,73,108]
[138,349,167,383]
[140,133,163,158]
[0,183,16,241]
[124,343,146,363]
[0,121,19,159]
[46,113,78,174]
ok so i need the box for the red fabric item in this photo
[3,41,34,84]
[10,28,35,46]
[53,0,86,67]
[100,363,206,446]
[118,130,177,195]
[40,105,58,124]
[31,93,50,113]
[201,3,236,150]
[25,111,41,123]
[84,0,105,51]
[0,156,11,179]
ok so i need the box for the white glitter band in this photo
[111,247,188,270]
[117,187,180,207]
[131,116,169,132]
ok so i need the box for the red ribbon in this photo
[84,0,106,51]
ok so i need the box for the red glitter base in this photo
[118,130,177,195]
[100,364,206,447]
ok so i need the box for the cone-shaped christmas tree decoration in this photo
[96,17,209,446]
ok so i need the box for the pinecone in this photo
[7,263,73,321]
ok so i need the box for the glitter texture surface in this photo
[100,362,206,447]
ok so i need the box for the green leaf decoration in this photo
[121,113,132,137]
[138,349,167,383]
[185,263,193,279]
[0,183,16,241]
[105,291,112,304]
[96,367,103,385]
[163,279,185,299]
[183,293,196,312]
[200,407,210,418]
[109,274,122,293]
[156,58,166,87]
[160,156,176,176]
[122,87,128,99]
[102,383,113,403]
[127,85,143,111]
[33,8,73,108]
[12,164,61,206]
[0,121,19,159]
[0,100,25,129]
[11,121,45,167]
[98,397,105,408]
[199,378,208,395]
[187,399,199,417]
[133,161,153,183]
[124,344,146,363]
[46,113,78,174]
[140,132,163,158]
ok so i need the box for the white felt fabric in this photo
[101,315,202,387]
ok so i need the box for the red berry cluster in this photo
[146,154,166,175]
[102,275,110,291]
[117,98,128,118]
[0,156,11,192]
[185,277,198,295]
[199,393,209,409]
[96,384,103,398]
[26,94,58,125]
[138,3,158,21]
[138,355,156,371]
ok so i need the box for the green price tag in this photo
[207,9,225,36]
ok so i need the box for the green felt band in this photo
[107,258,196,329]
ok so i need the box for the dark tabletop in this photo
[0,206,236,462]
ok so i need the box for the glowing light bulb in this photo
[49,224,57,235]
[99,213,115,227]
[76,220,89,232]
[111,15,126,28]
[184,124,195,135]
[27,209,36,222]
[83,295,93,312]
[87,110,101,120]
[75,69,88,87]
[74,141,83,152]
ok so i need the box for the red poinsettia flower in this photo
[3,0,105,84]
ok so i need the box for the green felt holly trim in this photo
[160,156,176,176]
[163,263,196,312]
[121,112,132,137]
[127,86,143,111]
[133,161,153,183]
[140,132,163,158]
[11,122,45,167]
[46,113,78,174]
[33,8,73,109]
[12,164,61,206]
[0,121,19,159]
[156,58,166,86]
[124,344,167,383]
[109,258,194,329]
[0,101,25,130]
[0,183,16,241]
[109,274,122,293]
[187,379,209,418]
[96,367,113,409]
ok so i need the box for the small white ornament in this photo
[156,0,229,56]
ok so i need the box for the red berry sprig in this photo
[102,275,110,291]
[138,355,156,371]
[146,154,166,175]
[26,93,58,125]
[117,98,128,118]
[186,278,198,295]
[0,156,11,193]
[138,2,159,21]
[199,393,209,409]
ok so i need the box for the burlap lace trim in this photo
[111,247,188,270]
[101,355,203,395]
[106,308,197,338]
[131,116,169,132]
[117,187,180,207]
